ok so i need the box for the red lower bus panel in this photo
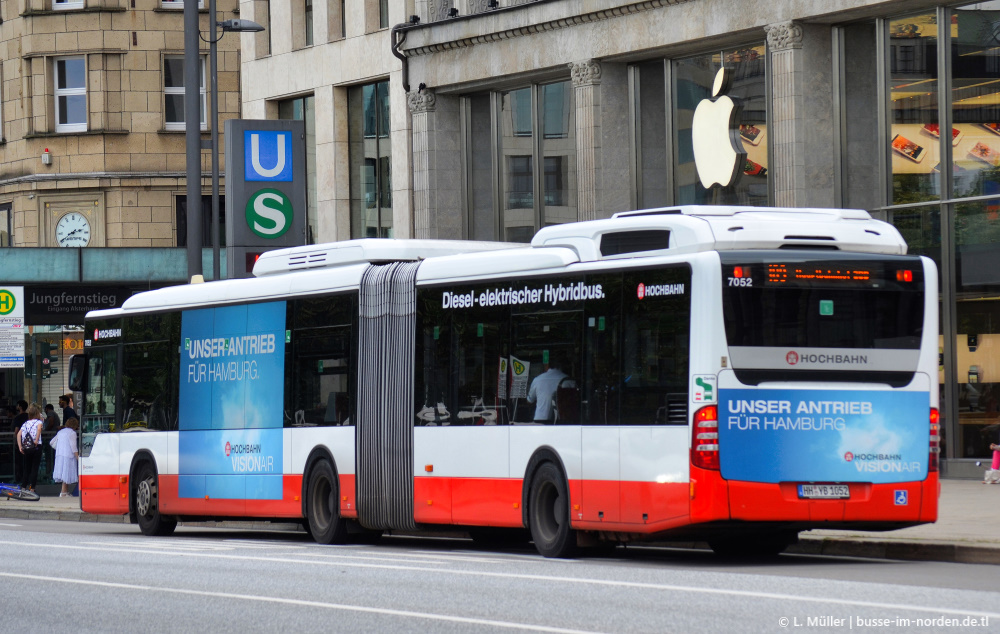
[619,480,688,525]
[413,476,453,524]
[452,478,522,527]
[919,472,939,523]
[339,474,358,519]
[81,474,127,515]
[688,466,730,525]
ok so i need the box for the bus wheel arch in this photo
[302,448,348,545]
[522,448,577,558]
[129,453,176,537]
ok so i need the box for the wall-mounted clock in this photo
[55,211,92,247]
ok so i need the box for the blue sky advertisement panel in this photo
[178,301,286,500]
[719,388,929,484]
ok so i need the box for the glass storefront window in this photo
[889,12,941,205]
[634,60,669,209]
[496,81,577,243]
[951,2,1000,200]
[349,81,392,238]
[672,45,768,205]
[540,82,576,227]
[467,94,495,241]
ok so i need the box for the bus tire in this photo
[528,462,578,558]
[134,462,176,536]
[306,460,348,545]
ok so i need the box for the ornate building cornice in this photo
[402,0,690,58]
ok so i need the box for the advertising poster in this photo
[0,286,25,369]
[718,388,930,484]
[178,301,286,500]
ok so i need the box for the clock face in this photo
[55,212,92,247]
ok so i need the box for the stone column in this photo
[570,59,602,222]
[408,88,463,239]
[765,21,835,208]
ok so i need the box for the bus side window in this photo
[620,266,691,425]
[583,274,622,425]
[288,295,356,428]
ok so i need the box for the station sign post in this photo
[225,119,307,279]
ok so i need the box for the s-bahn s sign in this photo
[225,119,307,278]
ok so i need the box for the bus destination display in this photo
[726,262,918,288]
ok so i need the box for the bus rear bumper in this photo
[727,473,939,524]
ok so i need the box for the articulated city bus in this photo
[74,206,939,557]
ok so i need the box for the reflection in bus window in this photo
[621,267,691,425]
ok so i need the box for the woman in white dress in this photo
[51,417,80,497]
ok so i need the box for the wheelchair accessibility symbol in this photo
[245,130,293,182]
[894,490,908,506]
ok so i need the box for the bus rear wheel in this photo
[528,462,578,558]
[134,462,176,536]
[306,460,348,545]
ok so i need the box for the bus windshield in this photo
[720,252,926,385]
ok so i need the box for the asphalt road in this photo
[1,520,997,633]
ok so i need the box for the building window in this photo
[379,0,388,29]
[160,0,205,8]
[305,0,314,45]
[54,57,87,133]
[463,81,576,243]
[631,45,769,208]
[175,195,226,247]
[277,96,317,242]
[163,56,206,131]
[54,0,85,9]
[349,81,391,238]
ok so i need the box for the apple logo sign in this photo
[691,68,747,189]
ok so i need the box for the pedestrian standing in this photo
[17,403,44,491]
[11,400,28,485]
[59,394,77,427]
[43,404,61,480]
[51,417,80,497]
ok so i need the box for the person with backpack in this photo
[17,403,44,492]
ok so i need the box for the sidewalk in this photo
[1,479,998,565]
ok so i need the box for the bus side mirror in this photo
[68,355,86,392]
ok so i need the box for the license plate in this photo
[798,484,850,499]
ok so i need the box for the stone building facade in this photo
[0,0,242,249]
[244,0,1000,474]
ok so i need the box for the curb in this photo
[793,536,1000,565]
[4,506,1000,566]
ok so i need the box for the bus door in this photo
[616,267,692,525]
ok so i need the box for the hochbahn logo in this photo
[845,450,921,473]
[93,328,122,340]
[785,350,868,365]
[636,282,685,299]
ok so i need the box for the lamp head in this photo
[220,18,265,33]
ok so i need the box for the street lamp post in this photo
[185,7,264,283]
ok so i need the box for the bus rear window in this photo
[720,253,925,385]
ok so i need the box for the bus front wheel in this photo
[134,462,176,536]
[306,460,348,545]
[528,462,578,558]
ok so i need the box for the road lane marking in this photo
[0,523,22,527]
[0,571,599,634]
[5,540,999,620]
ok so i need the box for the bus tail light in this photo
[691,405,719,471]
[929,407,940,473]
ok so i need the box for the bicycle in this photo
[0,482,41,502]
